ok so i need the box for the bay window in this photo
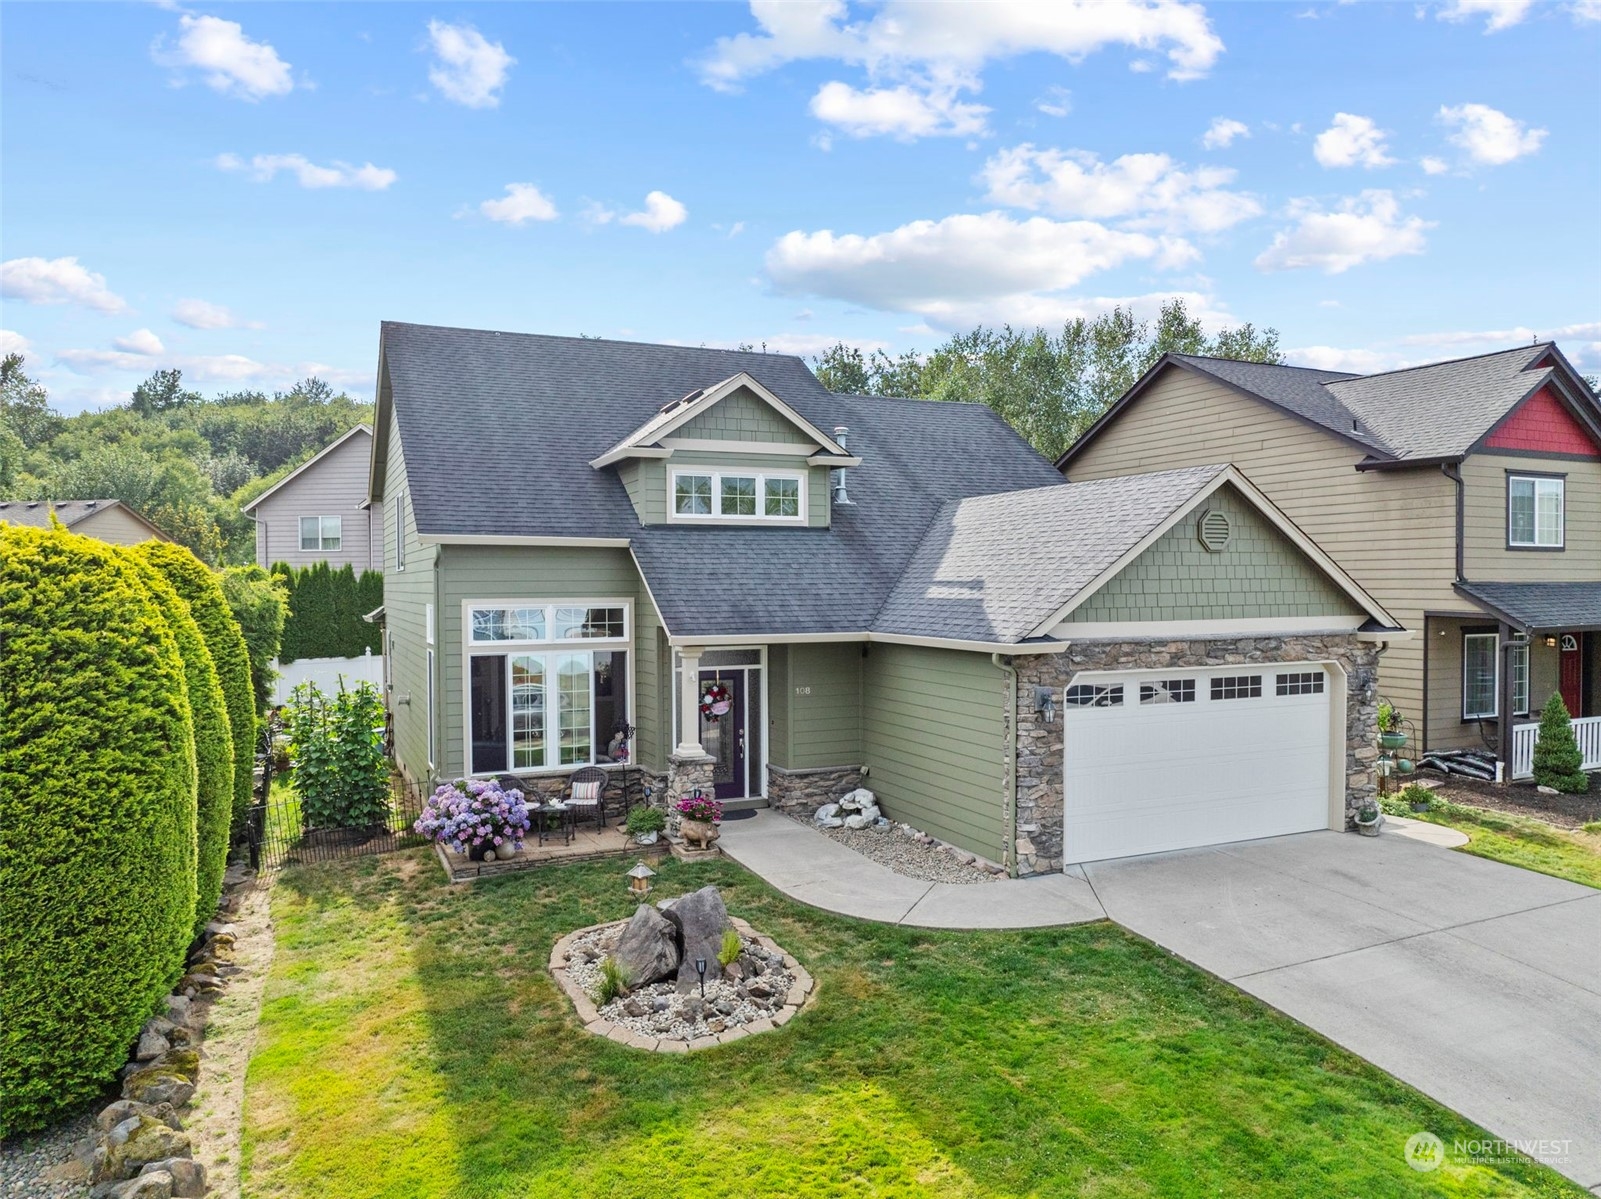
[466,602,629,774]
[1508,474,1563,548]
[671,468,806,523]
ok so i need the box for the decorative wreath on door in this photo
[699,681,732,721]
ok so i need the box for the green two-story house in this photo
[368,321,1400,873]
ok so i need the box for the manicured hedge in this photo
[128,555,234,937]
[272,562,383,663]
[138,542,256,834]
[220,565,288,715]
[0,525,198,1135]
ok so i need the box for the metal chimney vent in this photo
[831,426,854,506]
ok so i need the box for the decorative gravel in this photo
[786,811,1000,884]
[565,926,795,1042]
[0,1103,98,1199]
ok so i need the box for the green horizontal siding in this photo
[862,644,1006,861]
[1065,484,1365,624]
[381,403,437,787]
[775,642,862,769]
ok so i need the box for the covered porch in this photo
[1450,581,1601,779]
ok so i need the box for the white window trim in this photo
[425,603,435,646]
[669,646,769,800]
[1508,475,1564,548]
[1463,632,1500,719]
[461,599,633,776]
[394,492,406,571]
[668,467,807,525]
[1510,641,1530,716]
[298,514,343,553]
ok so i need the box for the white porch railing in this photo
[1511,715,1601,780]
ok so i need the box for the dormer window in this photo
[671,468,806,524]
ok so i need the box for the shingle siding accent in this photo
[675,386,817,444]
[1061,484,1364,625]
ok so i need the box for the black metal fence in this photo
[245,716,425,872]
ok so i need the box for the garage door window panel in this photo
[1140,679,1196,704]
[1210,675,1263,701]
[1065,683,1123,708]
[1275,672,1325,697]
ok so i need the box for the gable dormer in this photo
[589,372,859,528]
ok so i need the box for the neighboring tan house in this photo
[0,498,170,545]
[243,424,382,572]
[368,321,1400,873]
[1059,342,1601,780]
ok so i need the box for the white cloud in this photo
[154,14,293,101]
[1576,0,1601,20]
[1313,113,1395,168]
[56,344,269,381]
[765,210,1194,328]
[0,330,32,358]
[1036,86,1072,118]
[1436,0,1534,32]
[980,144,1261,233]
[1254,190,1432,274]
[172,298,258,329]
[426,20,514,108]
[809,81,988,139]
[1284,345,1406,373]
[1288,320,1601,377]
[216,152,397,190]
[1201,117,1249,149]
[1420,156,1450,175]
[479,183,559,225]
[0,256,128,314]
[56,347,159,374]
[112,329,164,356]
[1438,102,1546,164]
[620,191,688,233]
[700,1,1226,90]
[1399,320,1601,346]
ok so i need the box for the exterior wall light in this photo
[1035,686,1056,724]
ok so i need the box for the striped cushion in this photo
[570,780,602,804]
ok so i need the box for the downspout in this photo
[991,652,1017,878]
[1442,462,1465,583]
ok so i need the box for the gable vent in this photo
[1196,509,1231,552]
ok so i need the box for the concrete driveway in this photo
[1084,831,1601,1191]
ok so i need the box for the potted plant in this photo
[675,789,724,850]
[414,778,532,862]
[1355,802,1382,836]
[1377,700,1408,750]
[1396,782,1434,814]
[625,805,666,846]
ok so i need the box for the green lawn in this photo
[1400,798,1601,889]
[239,851,1582,1199]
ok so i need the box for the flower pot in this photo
[1409,800,1431,813]
[1378,731,1408,750]
[634,830,659,846]
[468,842,493,861]
[1356,817,1382,837]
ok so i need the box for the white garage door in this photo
[1062,664,1333,863]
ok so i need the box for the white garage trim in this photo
[1058,660,1348,863]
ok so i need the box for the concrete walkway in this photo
[716,811,1105,928]
[1383,811,1471,848]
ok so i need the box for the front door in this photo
[1560,633,1584,716]
[699,669,747,802]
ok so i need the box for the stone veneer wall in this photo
[766,764,863,817]
[1012,634,1381,876]
[492,767,645,812]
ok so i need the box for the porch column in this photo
[675,646,706,757]
[1497,622,1516,778]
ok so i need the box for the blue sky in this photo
[3,1,1598,413]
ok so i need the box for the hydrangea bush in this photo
[415,778,533,855]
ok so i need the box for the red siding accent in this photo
[1484,386,1601,457]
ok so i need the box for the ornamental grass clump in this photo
[415,778,532,856]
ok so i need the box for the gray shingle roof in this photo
[1456,581,1601,631]
[1327,345,1554,459]
[874,466,1228,644]
[0,498,130,529]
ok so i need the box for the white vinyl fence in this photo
[270,649,384,706]
[1511,715,1601,780]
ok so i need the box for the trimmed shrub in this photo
[138,542,257,835]
[272,562,382,663]
[127,555,234,936]
[287,681,391,829]
[1532,693,1590,794]
[0,525,198,1134]
[220,565,288,714]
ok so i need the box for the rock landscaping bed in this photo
[549,885,813,1052]
[786,810,1001,884]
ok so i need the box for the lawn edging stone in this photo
[549,913,813,1052]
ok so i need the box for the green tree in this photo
[130,368,202,416]
[812,344,873,394]
[1532,693,1590,793]
[221,565,289,713]
[0,524,198,1133]
[0,353,59,448]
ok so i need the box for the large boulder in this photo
[141,1158,206,1198]
[92,1115,191,1183]
[610,904,680,988]
[660,886,731,993]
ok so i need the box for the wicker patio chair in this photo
[565,766,608,831]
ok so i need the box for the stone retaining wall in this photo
[766,764,863,817]
[1012,634,1381,876]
